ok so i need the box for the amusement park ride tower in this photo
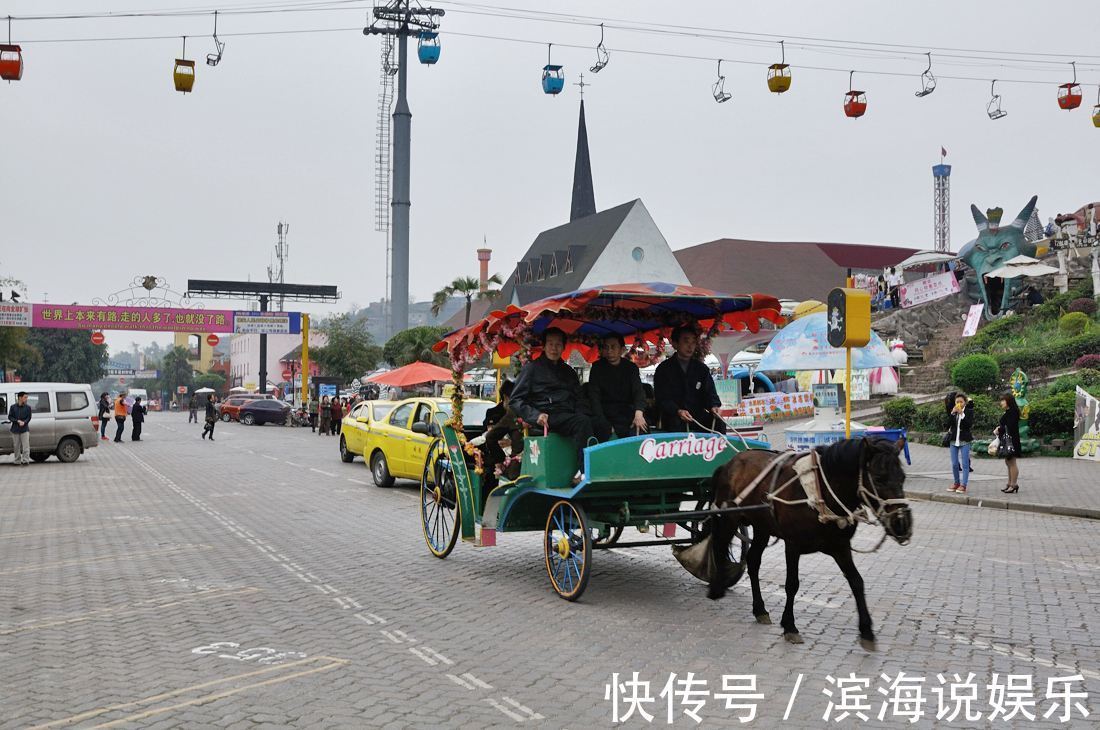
[933,154,951,253]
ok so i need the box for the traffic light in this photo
[826,287,871,348]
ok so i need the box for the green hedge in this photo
[951,354,1000,392]
[1058,312,1091,336]
[994,332,1100,373]
[1028,391,1076,437]
[882,397,917,429]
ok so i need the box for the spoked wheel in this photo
[544,500,592,601]
[592,525,623,548]
[690,500,751,589]
[420,439,459,559]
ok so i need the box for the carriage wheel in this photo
[544,500,592,601]
[690,500,751,589]
[420,439,459,559]
[592,525,623,548]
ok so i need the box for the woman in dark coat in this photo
[944,391,974,493]
[995,393,1022,493]
[202,396,218,441]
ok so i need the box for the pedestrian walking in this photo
[308,396,318,432]
[330,397,343,436]
[202,395,218,441]
[995,393,1022,493]
[188,396,198,424]
[7,391,32,466]
[131,396,147,441]
[97,392,111,440]
[318,396,331,436]
[944,391,974,494]
[113,391,128,442]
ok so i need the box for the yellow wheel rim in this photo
[555,536,570,559]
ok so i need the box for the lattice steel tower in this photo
[933,162,951,252]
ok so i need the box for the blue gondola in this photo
[542,64,564,95]
[417,31,440,65]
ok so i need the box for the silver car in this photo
[0,383,100,463]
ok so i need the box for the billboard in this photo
[0,304,303,335]
[1074,386,1100,462]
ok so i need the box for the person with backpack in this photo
[131,396,147,441]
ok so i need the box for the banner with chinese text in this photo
[898,272,960,309]
[32,304,235,332]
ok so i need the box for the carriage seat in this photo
[520,433,579,489]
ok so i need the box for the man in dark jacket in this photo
[509,328,594,480]
[202,395,218,441]
[588,333,647,441]
[131,396,147,441]
[469,380,523,501]
[653,326,726,433]
[97,393,111,440]
[8,391,32,466]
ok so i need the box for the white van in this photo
[0,383,100,462]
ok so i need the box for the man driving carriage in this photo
[653,326,727,433]
[588,333,648,440]
[509,328,594,482]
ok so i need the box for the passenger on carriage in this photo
[468,380,524,499]
[653,326,727,433]
[509,328,595,480]
[588,333,648,441]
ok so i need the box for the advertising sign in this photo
[1074,386,1100,462]
[962,303,984,337]
[812,383,842,408]
[31,304,235,332]
[319,383,337,397]
[135,370,159,379]
[233,311,302,335]
[1048,233,1100,251]
[898,272,961,309]
[715,379,742,407]
[0,303,32,328]
[107,367,135,376]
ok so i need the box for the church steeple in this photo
[570,88,596,222]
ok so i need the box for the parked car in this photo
[238,399,291,426]
[339,400,396,463]
[0,383,99,463]
[219,393,275,422]
[363,397,493,487]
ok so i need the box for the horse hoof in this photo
[783,632,804,644]
[755,614,772,625]
[859,638,877,652]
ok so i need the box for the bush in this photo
[1067,297,1098,315]
[969,394,1002,433]
[996,332,1100,373]
[1075,354,1100,370]
[951,354,1000,392]
[1079,368,1100,386]
[1059,312,1091,336]
[912,401,948,433]
[1048,375,1084,396]
[882,397,917,429]
[1027,391,1077,438]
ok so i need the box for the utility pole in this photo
[365,1,444,337]
[267,222,289,311]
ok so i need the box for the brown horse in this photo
[708,438,912,650]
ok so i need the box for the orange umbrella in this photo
[366,361,452,387]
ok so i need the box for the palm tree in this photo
[431,273,504,326]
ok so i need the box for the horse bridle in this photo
[856,444,910,531]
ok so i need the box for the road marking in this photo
[408,647,438,665]
[502,697,544,720]
[347,478,369,486]
[345,598,363,609]
[284,461,303,467]
[463,673,493,689]
[394,630,416,643]
[381,630,404,644]
[447,673,476,690]
[365,612,387,624]
[262,454,279,461]
[309,468,337,477]
[937,630,1100,681]
[0,588,261,636]
[0,545,210,575]
[420,647,452,665]
[31,656,349,729]
[333,597,351,609]
[0,520,175,540]
[321,584,338,594]
[353,612,376,625]
[486,698,527,722]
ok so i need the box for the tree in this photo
[431,273,504,326]
[383,325,449,367]
[311,313,383,384]
[193,372,226,392]
[158,346,194,396]
[0,269,35,378]
[18,330,108,384]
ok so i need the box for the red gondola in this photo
[1057,62,1082,110]
[0,44,21,81]
[843,71,866,118]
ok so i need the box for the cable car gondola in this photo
[767,41,791,94]
[0,19,22,81]
[843,71,866,118]
[174,36,196,94]
[1057,61,1081,110]
[987,80,1007,120]
[418,31,440,65]
[542,44,564,95]
[1092,86,1100,128]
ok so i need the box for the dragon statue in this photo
[958,195,1038,319]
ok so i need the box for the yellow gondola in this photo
[767,41,791,94]
[173,37,195,94]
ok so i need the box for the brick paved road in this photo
[1,413,1096,728]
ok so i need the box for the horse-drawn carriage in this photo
[418,283,786,601]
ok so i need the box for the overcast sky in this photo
[2,0,1097,354]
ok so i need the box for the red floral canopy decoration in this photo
[433,282,784,372]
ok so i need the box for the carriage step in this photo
[474,525,496,547]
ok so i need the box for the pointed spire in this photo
[570,97,596,222]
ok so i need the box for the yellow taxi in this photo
[339,400,396,463]
[364,397,494,487]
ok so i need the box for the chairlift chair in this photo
[418,31,440,65]
[1057,61,1081,110]
[206,10,225,66]
[987,79,1007,120]
[766,40,791,94]
[589,23,609,73]
[915,52,935,97]
[712,59,732,103]
[174,37,195,94]
[542,44,564,95]
[842,72,866,118]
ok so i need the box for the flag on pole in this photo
[941,146,947,159]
